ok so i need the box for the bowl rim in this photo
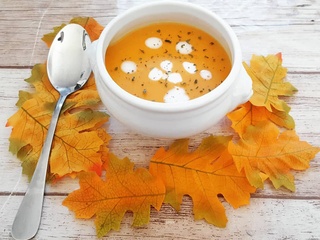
[96,1,242,113]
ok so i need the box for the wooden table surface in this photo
[1,0,320,239]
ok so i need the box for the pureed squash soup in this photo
[105,22,231,103]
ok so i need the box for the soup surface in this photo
[105,22,231,103]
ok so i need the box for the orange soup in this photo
[105,22,231,103]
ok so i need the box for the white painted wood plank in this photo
[1,196,320,239]
[0,0,319,70]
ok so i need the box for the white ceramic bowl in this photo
[90,1,252,138]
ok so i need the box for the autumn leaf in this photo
[149,136,256,228]
[42,17,104,47]
[228,121,320,191]
[244,53,297,112]
[228,53,319,191]
[63,153,165,237]
[227,101,295,137]
[6,17,110,180]
[7,65,108,177]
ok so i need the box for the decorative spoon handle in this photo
[11,94,68,240]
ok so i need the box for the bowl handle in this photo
[230,65,253,110]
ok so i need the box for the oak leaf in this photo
[63,153,166,237]
[42,17,104,47]
[228,121,320,191]
[149,136,256,228]
[244,53,297,112]
[227,101,295,138]
[6,17,109,180]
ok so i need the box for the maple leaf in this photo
[228,121,320,191]
[228,101,295,137]
[244,53,297,112]
[63,153,165,237]
[6,17,110,180]
[149,136,256,228]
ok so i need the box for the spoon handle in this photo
[11,94,68,240]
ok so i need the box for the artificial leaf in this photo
[22,64,100,114]
[70,17,104,41]
[228,101,295,137]
[149,136,256,228]
[63,153,165,237]
[7,92,109,179]
[6,17,110,180]
[228,121,320,191]
[42,17,104,47]
[244,53,297,112]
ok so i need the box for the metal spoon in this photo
[11,24,92,240]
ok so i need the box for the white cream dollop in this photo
[167,72,183,84]
[200,69,212,80]
[121,61,137,74]
[176,41,193,54]
[148,67,164,81]
[145,37,163,49]
[160,60,173,72]
[164,86,190,103]
[183,61,197,74]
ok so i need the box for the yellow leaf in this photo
[228,101,295,137]
[244,53,297,112]
[42,17,104,47]
[228,121,320,191]
[149,136,256,228]
[6,17,110,180]
[70,17,104,41]
[63,153,165,237]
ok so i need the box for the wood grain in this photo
[0,0,319,239]
[1,196,320,239]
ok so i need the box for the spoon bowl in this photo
[47,24,92,92]
[11,24,92,240]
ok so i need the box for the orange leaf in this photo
[70,17,104,41]
[244,53,297,112]
[228,121,320,191]
[63,153,165,237]
[228,101,295,137]
[149,136,256,228]
[6,17,110,180]
[42,17,104,47]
